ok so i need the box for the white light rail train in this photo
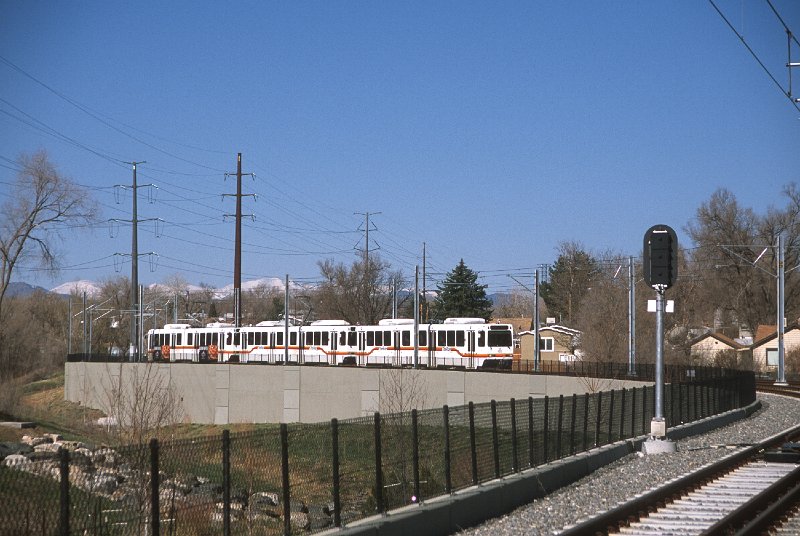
[146,318,514,370]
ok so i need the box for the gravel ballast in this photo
[459,393,800,536]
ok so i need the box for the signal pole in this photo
[223,153,254,328]
[642,224,678,455]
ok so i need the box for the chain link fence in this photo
[0,367,755,535]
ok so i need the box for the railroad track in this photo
[560,424,800,535]
[756,380,800,398]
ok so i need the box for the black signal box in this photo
[643,225,678,289]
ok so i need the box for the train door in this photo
[358,330,367,366]
[467,331,476,369]
[392,330,401,367]
[329,329,338,365]
[298,329,305,365]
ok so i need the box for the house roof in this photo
[754,324,776,344]
[492,317,532,334]
[519,324,581,338]
[752,322,800,347]
[689,330,745,350]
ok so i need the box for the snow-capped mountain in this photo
[47,278,294,298]
[49,280,103,297]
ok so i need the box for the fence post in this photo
[491,400,500,479]
[443,405,452,493]
[631,387,637,437]
[222,429,231,536]
[619,389,627,440]
[595,391,603,447]
[582,393,589,452]
[607,390,615,443]
[331,418,341,527]
[510,398,518,472]
[412,409,421,504]
[569,393,577,455]
[469,402,478,485]
[59,447,69,536]
[543,396,550,461]
[373,412,384,514]
[150,438,160,536]
[669,381,675,427]
[556,395,564,459]
[527,397,535,468]
[281,423,291,534]
[642,387,648,434]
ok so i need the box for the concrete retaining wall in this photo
[64,362,651,424]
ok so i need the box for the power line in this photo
[708,0,800,112]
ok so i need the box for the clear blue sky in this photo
[1,1,798,294]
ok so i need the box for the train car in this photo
[242,320,348,365]
[145,317,514,369]
[147,322,233,363]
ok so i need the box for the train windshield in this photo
[487,329,512,347]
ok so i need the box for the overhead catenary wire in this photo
[708,0,800,112]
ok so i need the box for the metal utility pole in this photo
[113,161,160,361]
[355,211,381,268]
[777,234,787,385]
[130,162,143,360]
[284,274,290,365]
[628,256,636,376]
[223,153,254,328]
[422,242,427,323]
[414,265,419,369]
[533,269,540,372]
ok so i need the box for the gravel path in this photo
[459,393,800,536]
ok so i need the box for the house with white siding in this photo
[750,323,800,374]
[689,331,745,364]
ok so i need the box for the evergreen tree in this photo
[431,259,493,321]
[539,241,598,326]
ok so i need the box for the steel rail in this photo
[559,422,800,536]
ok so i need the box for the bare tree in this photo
[378,368,428,506]
[315,253,405,324]
[493,287,543,319]
[686,185,800,334]
[0,150,96,320]
[102,362,183,445]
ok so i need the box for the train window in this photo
[188,333,193,345]
[488,329,512,347]
[456,331,465,347]
[443,330,452,347]
[348,331,357,346]
[290,332,297,346]
[384,331,391,347]
[322,332,329,346]
[226,333,232,345]
[340,332,346,346]
[437,331,445,346]
[176,333,182,346]
[212,333,218,346]
[314,332,321,346]
[478,331,485,347]
[248,332,254,346]
[276,332,283,346]
[402,331,410,346]
[254,332,260,346]
[234,332,240,346]
[367,331,374,346]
